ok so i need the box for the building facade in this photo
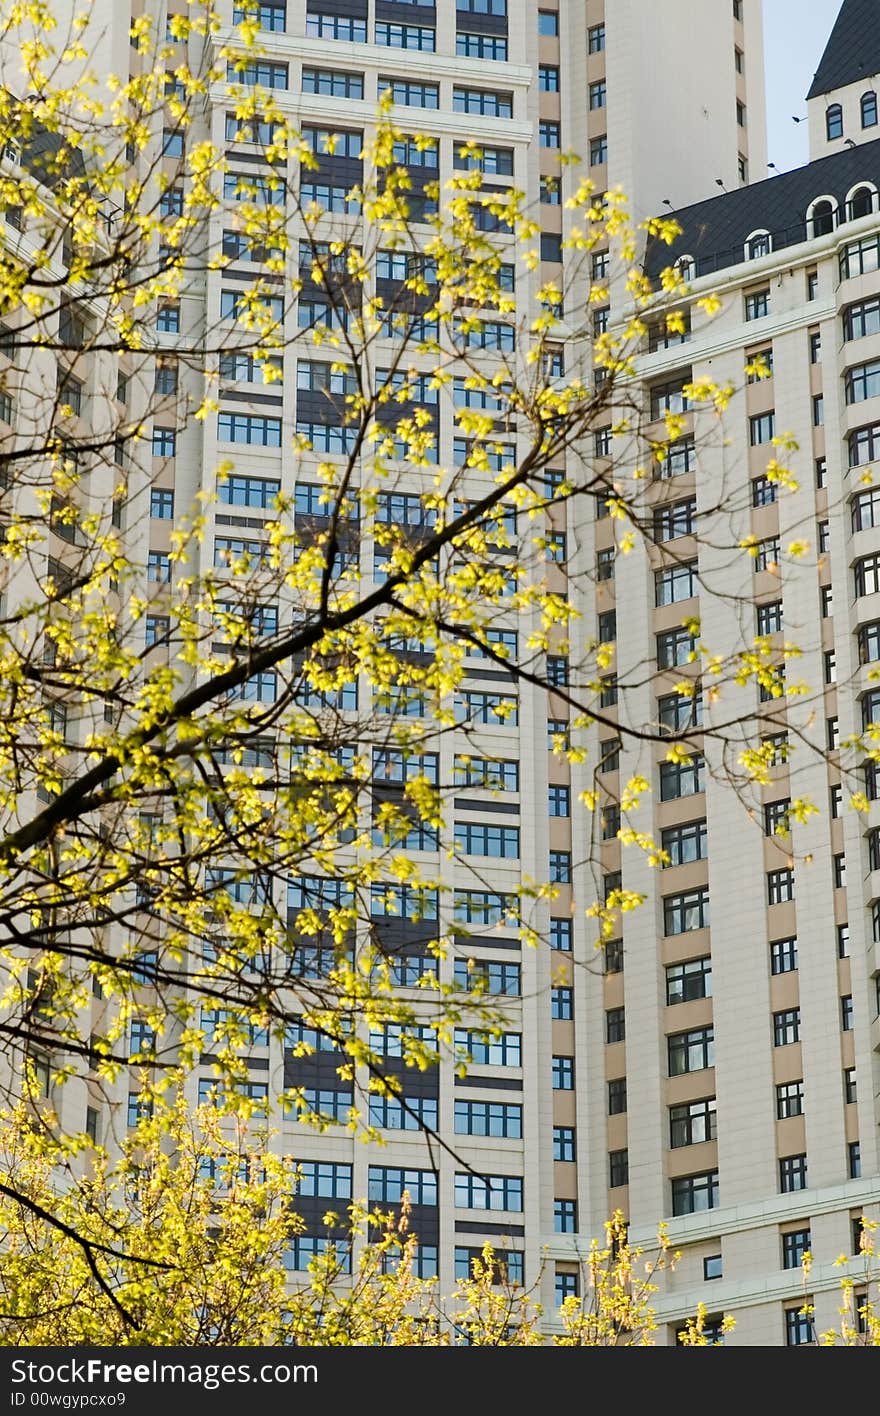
[11,0,880,1347]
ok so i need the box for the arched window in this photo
[809,198,836,237]
[849,185,876,220]
[862,91,878,128]
[675,254,696,282]
[827,104,844,141]
[746,230,772,260]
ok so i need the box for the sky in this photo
[763,0,842,172]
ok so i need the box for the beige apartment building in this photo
[11,0,880,1345]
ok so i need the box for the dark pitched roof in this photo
[643,136,880,282]
[807,0,880,100]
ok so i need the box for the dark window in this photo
[671,1171,719,1216]
[770,937,798,974]
[773,1008,800,1046]
[669,1097,716,1148]
[777,1081,804,1118]
[666,956,712,1003]
[609,1149,629,1187]
[553,1126,575,1161]
[663,887,709,935]
[554,1199,578,1233]
[779,1154,807,1193]
[608,1079,627,1115]
[782,1229,811,1270]
[863,91,878,128]
[606,1007,625,1044]
[826,104,843,140]
[668,1028,714,1075]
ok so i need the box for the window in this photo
[548,918,573,955]
[666,956,712,1004]
[597,739,621,776]
[554,1199,578,1234]
[150,488,174,519]
[764,799,790,838]
[609,1150,629,1187]
[369,1166,437,1207]
[294,1161,352,1199]
[670,1097,716,1148]
[548,785,570,818]
[826,104,843,140]
[453,87,512,118]
[656,627,698,669]
[776,1080,804,1118]
[671,1171,719,1216]
[650,377,690,419]
[147,551,172,583]
[608,1079,627,1115]
[539,121,560,148]
[820,586,833,617]
[538,64,560,92]
[549,850,571,883]
[454,823,519,859]
[661,820,708,867]
[596,547,615,582]
[156,303,179,333]
[845,1067,857,1104]
[378,21,435,49]
[553,1126,576,1161]
[785,1307,814,1346]
[749,411,775,445]
[668,1028,714,1075]
[843,296,880,341]
[841,994,854,1030]
[454,1173,523,1212]
[654,497,696,542]
[455,1101,522,1139]
[605,939,624,974]
[838,923,850,959]
[606,1007,625,1044]
[590,135,608,166]
[852,487,880,532]
[849,422,880,468]
[659,755,704,801]
[756,601,783,636]
[750,474,777,507]
[217,412,282,447]
[655,562,698,605]
[552,1055,574,1090]
[555,1270,579,1305]
[589,80,607,110]
[305,10,364,39]
[745,288,769,321]
[453,959,520,996]
[145,615,170,648]
[302,67,363,99]
[779,1154,807,1193]
[848,1141,861,1179]
[816,455,827,487]
[773,1008,800,1046]
[855,91,877,137]
[782,1229,811,1269]
[588,22,605,51]
[540,176,561,205]
[855,553,880,597]
[551,988,573,1021]
[664,887,709,935]
[770,937,798,975]
[454,1029,521,1067]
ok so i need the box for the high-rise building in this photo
[9,0,880,1346]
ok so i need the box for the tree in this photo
[0,0,845,1293]
[0,1096,681,1344]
